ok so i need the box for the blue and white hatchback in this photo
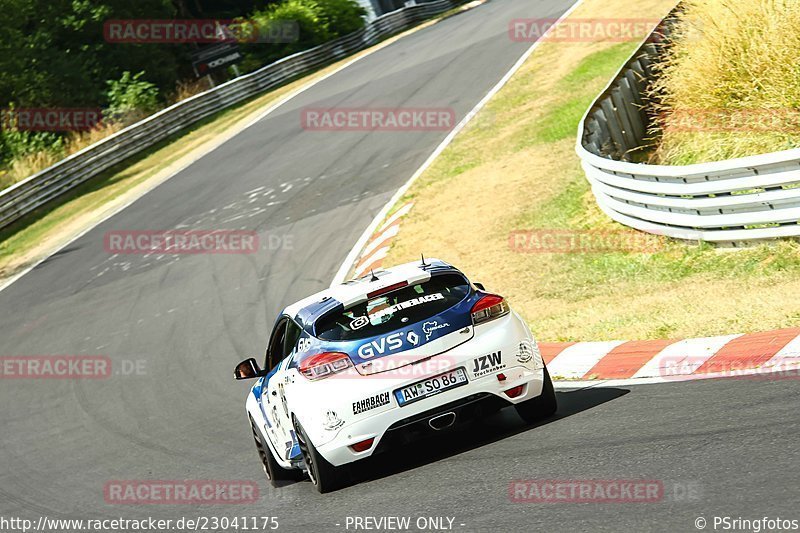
[234,258,556,492]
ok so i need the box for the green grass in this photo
[531,44,637,143]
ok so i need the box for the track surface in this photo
[1,0,797,531]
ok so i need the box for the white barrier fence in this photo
[576,12,800,244]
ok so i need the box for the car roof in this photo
[283,258,462,329]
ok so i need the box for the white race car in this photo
[234,258,556,492]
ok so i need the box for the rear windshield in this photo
[315,273,470,341]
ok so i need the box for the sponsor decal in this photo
[352,392,391,415]
[358,332,405,359]
[350,315,369,330]
[472,351,505,377]
[296,337,312,353]
[322,410,344,431]
[517,341,533,363]
[369,293,444,321]
[422,320,450,341]
[355,330,424,360]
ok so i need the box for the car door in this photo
[263,316,303,461]
[260,317,291,459]
[276,318,304,460]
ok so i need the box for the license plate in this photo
[394,368,468,406]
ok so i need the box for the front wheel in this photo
[514,366,557,423]
[293,417,349,493]
[250,416,299,487]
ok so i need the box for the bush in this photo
[105,71,160,123]
[315,0,368,37]
[0,129,64,163]
[238,0,366,72]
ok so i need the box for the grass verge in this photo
[382,0,800,341]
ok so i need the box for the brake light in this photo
[367,281,408,299]
[350,438,375,453]
[471,294,509,325]
[298,352,353,380]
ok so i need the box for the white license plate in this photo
[395,368,468,406]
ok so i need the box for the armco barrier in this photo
[0,0,468,230]
[576,6,800,244]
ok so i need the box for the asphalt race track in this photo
[1,0,797,531]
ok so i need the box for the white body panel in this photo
[246,310,546,468]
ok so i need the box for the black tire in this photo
[293,417,349,493]
[250,416,298,487]
[514,366,558,424]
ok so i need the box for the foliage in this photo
[238,0,366,71]
[106,71,161,123]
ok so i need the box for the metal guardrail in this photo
[0,0,468,230]
[576,9,800,244]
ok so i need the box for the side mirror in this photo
[474,282,485,291]
[234,358,265,380]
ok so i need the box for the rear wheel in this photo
[250,416,298,486]
[293,417,349,493]
[514,366,557,423]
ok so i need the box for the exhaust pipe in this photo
[428,412,456,430]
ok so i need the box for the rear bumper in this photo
[374,392,509,453]
[316,363,546,466]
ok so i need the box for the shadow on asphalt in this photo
[286,386,630,491]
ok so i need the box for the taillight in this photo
[504,385,525,398]
[350,438,375,452]
[471,294,509,325]
[298,352,353,380]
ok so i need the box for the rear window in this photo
[315,274,470,341]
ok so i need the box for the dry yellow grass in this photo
[383,0,800,341]
[1,122,125,188]
[650,0,800,164]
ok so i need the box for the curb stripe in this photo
[548,341,626,379]
[359,223,400,262]
[584,338,676,379]
[764,335,800,368]
[354,247,390,277]
[631,334,740,379]
[351,202,414,278]
[538,342,576,365]
[694,328,800,375]
[379,203,414,233]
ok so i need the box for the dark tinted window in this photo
[284,320,303,356]
[265,318,288,370]
[315,273,470,341]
